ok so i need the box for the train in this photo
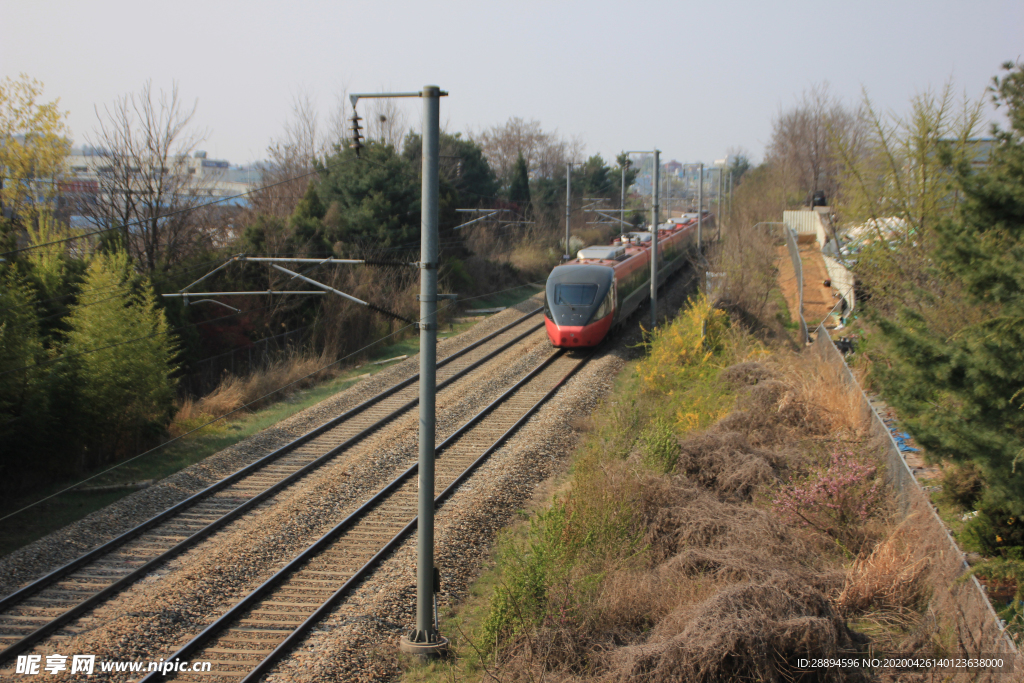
[543,212,711,347]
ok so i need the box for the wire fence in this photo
[178,327,309,397]
[782,226,808,344]
[812,325,1020,663]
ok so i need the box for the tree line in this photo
[0,76,631,496]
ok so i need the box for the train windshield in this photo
[555,284,598,306]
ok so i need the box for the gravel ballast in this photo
[2,270,698,682]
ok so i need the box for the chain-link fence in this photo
[812,324,1019,668]
[783,226,808,344]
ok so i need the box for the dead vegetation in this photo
[169,352,337,436]
[453,306,940,683]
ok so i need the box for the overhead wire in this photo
[0,251,347,377]
[0,282,545,524]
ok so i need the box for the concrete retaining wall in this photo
[822,254,856,315]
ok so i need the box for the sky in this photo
[3,0,1022,168]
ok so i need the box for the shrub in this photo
[772,450,883,552]
[940,461,985,509]
[959,507,1024,559]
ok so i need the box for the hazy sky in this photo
[3,0,1021,167]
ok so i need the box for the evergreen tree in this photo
[577,154,612,197]
[317,141,420,251]
[62,251,178,464]
[0,266,53,488]
[872,61,1024,515]
[288,181,330,255]
[508,153,531,210]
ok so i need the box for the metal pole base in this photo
[399,630,449,658]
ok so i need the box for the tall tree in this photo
[766,83,861,207]
[80,81,213,272]
[0,75,70,239]
[507,153,531,209]
[317,141,420,252]
[403,131,499,207]
[0,266,53,486]
[576,154,613,198]
[871,61,1024,516]
[62,250,178,464]
[836,79,985,319]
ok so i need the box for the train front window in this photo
[555,284,598,306]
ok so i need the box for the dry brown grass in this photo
[169,353,336,436]
[510,244,560,281]
[838,523,930,616]
[715,354,868,449]
[605,574,854,683]
[673,431,782,501]
[475,345,925,683]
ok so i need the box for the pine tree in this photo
[508,153,531,210]
[62,251,177,464]
[873,62,1024,514]
[0,266,52,487]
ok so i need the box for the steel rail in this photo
[139,349,589,683]
[0,306,543,664]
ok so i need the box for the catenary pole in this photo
[417,84,440,646]
[392,84,448,658]
[697,162,703,251]
[650,149,660,330]
[728,171,733,229]
[718,166,723,238]
[620,162,627,242]
[565,162,572,260]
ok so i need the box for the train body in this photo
[544,213,710,347]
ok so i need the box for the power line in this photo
[0,281,545,523]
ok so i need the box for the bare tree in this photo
[766,83,862,207]
[365,98,408,149]
[82,81,212,272]
[249,90,335,221]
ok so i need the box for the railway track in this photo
[0,307,545,666]
[139,348,588,682]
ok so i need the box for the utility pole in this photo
[697,162,703,251]
[166,89,449,658]
[349,84,451,658]
[651,149,660,330]
[728,171,733,230]
[408,85,444,656]
[564,162,572,260]
[717,166,723,237]
[626,150,660,329]
[620,160,627,241]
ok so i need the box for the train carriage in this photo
[543,213,709,347]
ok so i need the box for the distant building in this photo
[64,149,262,203]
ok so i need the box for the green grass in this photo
[0,314,501,558]
[771,285,801,331]
[402,297,742,683]
[463,284,543,312]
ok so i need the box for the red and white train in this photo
[543,213,711,347]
